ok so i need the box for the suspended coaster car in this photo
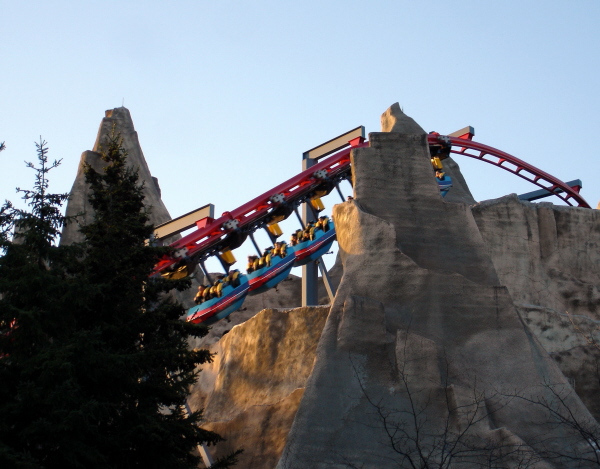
[184,219,340,324]
[186,275,250,325]
[293,220,336,267]
[247,251,297,295]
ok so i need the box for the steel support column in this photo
[301,126,365,307]
[301,157,318,306]
[317,258,335,303]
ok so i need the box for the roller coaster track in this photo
[152,134,590,277]
[431,135,590,208]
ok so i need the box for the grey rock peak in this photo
[381,102,476,204]
[60,107,172,245]
[380,102,426,134]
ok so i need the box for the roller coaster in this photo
[151,129,591,325]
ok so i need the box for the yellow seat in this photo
[431,156,443,170]
[219,249,236,266]
[310,197,325,212]
[267,222,283,238]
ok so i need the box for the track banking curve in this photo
[433,135,590,208]
[152,134,590,278]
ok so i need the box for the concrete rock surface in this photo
[190,259,342,347]
[276,128,598,467]
[61,105,600,467]
[380,102,426,134]
[58,108,203,306]
[381,103,477,206]
[187,106,600,468]
[188,306,330,469]
[472,195,600,421]
[60,107,172,245]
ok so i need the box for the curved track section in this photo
[153,134,590,277]
[428,135,590,208]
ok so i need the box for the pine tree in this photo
[72,129,234,468]
[0,135,240,468]
[0,139,77,467]
[0,141,13,248]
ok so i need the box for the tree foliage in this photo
[0,134,239,468]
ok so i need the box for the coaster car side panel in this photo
[247,252,297,295]
[293,222,337,267]
[186,276,250,325]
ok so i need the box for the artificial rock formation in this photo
[189,105,600,468]
[189,306,330,468]
[59,108,203,306]
[61,107,172,245]
[472,195,600,420]
[275,106,599,468]
[382,102,476,205]
[193,261,343,347]
[62,105,600,467]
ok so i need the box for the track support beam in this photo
[199,261,212,285]
[317,258,336,303]
[249,233,262,256]
[518,179,582,202]
[183,399,214,467]
[301,157,318,306]
[335,183,345,202]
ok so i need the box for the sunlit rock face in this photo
[60,107,172,245]
[191,263,343,347]
[381,102,476,205]
[188,306,330,469]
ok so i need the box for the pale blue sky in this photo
[2,0,599,271]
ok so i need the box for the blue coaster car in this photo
[247,251,296,295]
[186,275,250,325]
[293,221,336,267]
[437,175,452,197]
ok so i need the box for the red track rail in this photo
[430,135,590,208]
[152,134,590,276]
[152,140,368,275]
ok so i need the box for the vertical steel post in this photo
[300,126,365,307]
[301,157,318,306]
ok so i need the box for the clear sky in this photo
[2,1,599,272]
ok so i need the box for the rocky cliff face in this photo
[191,105,600,468]
[189,306,330,468]
[278,115,597,468]
[192,262,343,347]
[59,108,204,306]
[61,107,172,245]
[472,195,600,420]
